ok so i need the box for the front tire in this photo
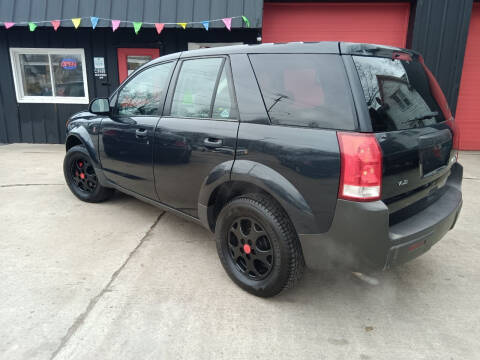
[63,145,114,203]
[215,193,304,297]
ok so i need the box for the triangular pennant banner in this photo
[242,16,250,28]
[72,18,81,29]
[133,22,142,34]
[28,22,37,32]
[90,17,99,29]
[154,23,164,34]
[201,21,209,31]
[177,22,187,30]
[111,20,121,32]
[51,20,61,31]
[4,22,15,29]
[222,18,232,31]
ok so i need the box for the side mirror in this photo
[89,98,111,115]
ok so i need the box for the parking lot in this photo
[1,143,479,360]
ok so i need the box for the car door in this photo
[99,60,176,199]
[154,56,239,217]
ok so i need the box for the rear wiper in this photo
[403,111,439,124]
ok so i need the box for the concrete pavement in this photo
[0,144,479,359]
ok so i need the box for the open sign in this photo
[61,59,77,70]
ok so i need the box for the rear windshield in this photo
[249,54,356,130]
[353,56,446,132]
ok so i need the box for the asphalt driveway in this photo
[1,144,479,360]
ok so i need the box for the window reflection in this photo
[19,54,52,96]
[116,62,173,116]
[353,56,445,132]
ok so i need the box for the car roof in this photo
[147,41,420,67]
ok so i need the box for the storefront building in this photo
[0,0,478,150]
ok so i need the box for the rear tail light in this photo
[337,132,383,201]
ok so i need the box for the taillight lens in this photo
[337,132,383,201]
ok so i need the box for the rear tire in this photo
[63,145,114,203]
[215,193,304,297]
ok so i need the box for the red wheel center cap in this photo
[80,173,85,179]
[243,244,251,254]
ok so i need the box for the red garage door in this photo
[262,2,410,48]
[455,4,480,150]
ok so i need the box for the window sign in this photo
[10,48,89,104]
[61,58,77,70]
[93,57,107,79]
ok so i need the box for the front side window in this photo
[116,61,174,116]
[10,48,89,104]
[170,57,225,119]
[249,54,356,130]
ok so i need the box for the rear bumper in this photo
[299,162,463,270]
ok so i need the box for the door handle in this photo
[203,138,223,147]
[135,129,148,138]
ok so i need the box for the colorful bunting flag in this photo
[90,17,99,29]
[133,22,142,34]
[111,20,121,32]
[72,18,81,29]
[222,18,232,31]
[51,20,61,31]
[155,23,164,34]
[2,15,250,33]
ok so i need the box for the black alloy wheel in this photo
[228,217,274,280]
[216,193,304,297]
[69,156,97,193]
[63,145,114,203]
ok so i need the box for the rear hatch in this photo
[350,49,457,223]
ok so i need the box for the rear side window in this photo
[353,56,446,132]
[249,54,356,130]
[171,58,223,118]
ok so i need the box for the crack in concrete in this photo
[0,183,64,188]
[463,177,480,181]
[49,211,165,360]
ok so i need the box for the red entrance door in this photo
[117,48,160,83]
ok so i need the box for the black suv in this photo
[64,42,463,297]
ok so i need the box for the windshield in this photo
[353,56,447,132]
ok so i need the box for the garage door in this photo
[454,4,480,150]
[262,2,410,48]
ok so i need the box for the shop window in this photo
[10,48,89,104]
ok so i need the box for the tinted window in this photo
[249,54,356,130]
[212,65,237,119]
[171,58,223,118]
[116,61,173,116]
[353,56,446,132]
